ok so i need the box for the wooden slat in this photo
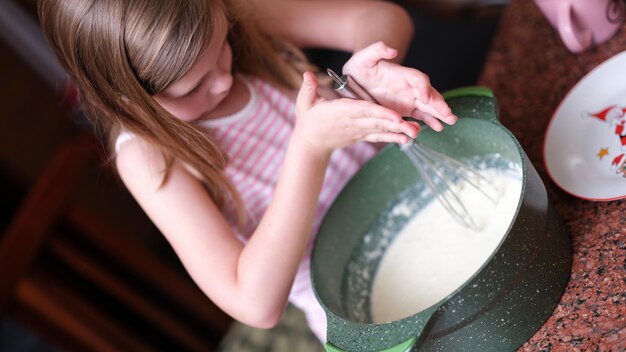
[10,302,80,352]
[0,133,96,311]
[14,275,153,352]
[48,235,216,351]
[66,206,233,336]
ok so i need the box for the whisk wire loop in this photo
[414,143,503,204]
[403,142,483,231]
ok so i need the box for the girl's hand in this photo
[293,72,419,154]
[342,41,457,132]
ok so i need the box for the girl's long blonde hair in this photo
[38,0,311,226]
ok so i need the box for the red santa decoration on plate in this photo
[589,105,626,150]
[589,105,626,175]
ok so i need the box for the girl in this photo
[38,0,456,342]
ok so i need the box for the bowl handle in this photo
[325,336,417,352]
[442,86,500,124]
[322,295,441,351]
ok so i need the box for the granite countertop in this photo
[478,1,626,351]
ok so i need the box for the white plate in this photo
[544,50,626,201]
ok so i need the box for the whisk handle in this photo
[327,68,379,104]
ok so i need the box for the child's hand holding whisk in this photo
[293,71,419,152]
[342,41,458,132]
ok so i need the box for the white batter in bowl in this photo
[370,167,523,323]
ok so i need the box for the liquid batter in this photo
[370,168,523,323]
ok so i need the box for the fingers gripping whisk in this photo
[327,68,502,230]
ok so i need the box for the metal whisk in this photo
[327,68,502,230]
[399,141,501,230]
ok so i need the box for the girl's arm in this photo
[117,135,327,327]
[116,73,416,328]
[252,0,414,62]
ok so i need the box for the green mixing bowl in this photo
[311,87,572,352]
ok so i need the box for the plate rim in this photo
[543,50,626,201]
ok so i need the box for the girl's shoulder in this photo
[114,130,203,184]
[115,132,165,177]
[114,130,154,160]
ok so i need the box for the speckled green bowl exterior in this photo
[311,87,572,352]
